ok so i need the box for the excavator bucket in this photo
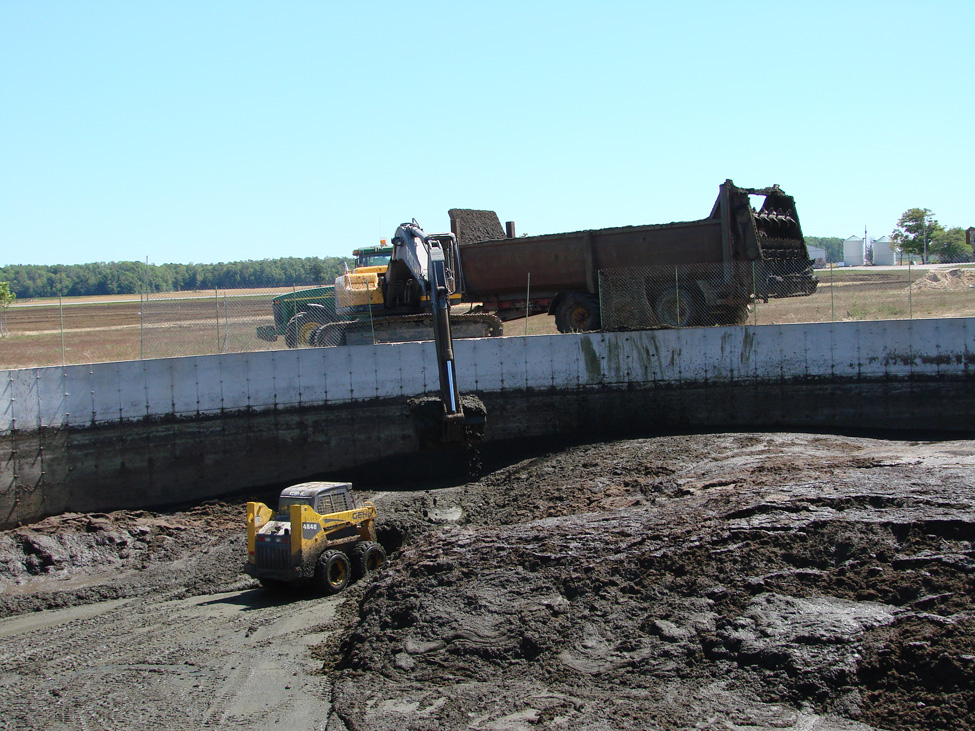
[408,395,486,451]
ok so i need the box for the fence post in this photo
[752,263,758,326]
[215,288,220,354]
[830,264,835,321]
[674,266,681,328]
[525,273,531,335]
[368,282,376,344]
[141,256,149,360]
[223,294,230,352]
[908,261,913,320]
[59,292,65,366]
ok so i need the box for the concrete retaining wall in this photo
[2,319,973,527]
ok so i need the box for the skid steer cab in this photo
[245,481,386,594]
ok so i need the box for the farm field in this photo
[0,289,295,369]
[2,266,974,370]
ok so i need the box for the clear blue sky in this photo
[2,1,971,266]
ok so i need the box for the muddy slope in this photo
[330,434,975,731]
[0,433,973,731]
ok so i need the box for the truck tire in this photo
[352,541,387,580]
[717,304,752,326]
[314,550,351,595]
[285,307,335,348]
[310,321,351,347]
[284,314,306,348]
[653,286,702,328]
[285,313,322,348]
[554,293,601,333]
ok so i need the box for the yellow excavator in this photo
[311,221,497,448]
[310,222,502,347]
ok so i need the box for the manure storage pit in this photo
[1,430,974,731]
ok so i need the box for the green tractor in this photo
[257,243,393,348]
[256,286,339,348]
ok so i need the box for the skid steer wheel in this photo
[314,550,351,595]
[352,541,387,580]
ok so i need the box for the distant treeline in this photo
[0,257,352,299]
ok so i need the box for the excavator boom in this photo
[391,222,474,446]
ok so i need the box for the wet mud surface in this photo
[1,433,973,730]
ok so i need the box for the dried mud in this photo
[1,432,974,730]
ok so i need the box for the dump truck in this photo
[245,481,386,593]
[449,179,818,332]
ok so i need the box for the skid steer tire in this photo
[352,541,387,580]
[314,550,351,595]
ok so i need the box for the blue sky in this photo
[2,1,972,266]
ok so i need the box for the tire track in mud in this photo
[0,588,344,731]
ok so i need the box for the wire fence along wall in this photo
[599,262,975,331]
[2,264,975,369]
[1,287,303,370]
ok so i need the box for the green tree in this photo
[0,281,15,337]
[930,226,972,263]
[803,236,844,263]
[891,208,944,264]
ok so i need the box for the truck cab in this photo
[336,241,394,315]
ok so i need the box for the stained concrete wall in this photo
[2,319,973,527]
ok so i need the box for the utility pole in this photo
[923,213,928,265]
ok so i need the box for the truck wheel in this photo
[723,304,752,325]
[653,287,702,328]
[286,310,335,348]
[555,293,601,333]
[310,322,350,347]
[314,550,351,595]
[352,541,387,579]
[285,313,313,348]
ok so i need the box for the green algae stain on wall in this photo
[580,336,603,384]
[740,328,755,367]
[604,336,625,382]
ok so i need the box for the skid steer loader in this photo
[244,481,386,593]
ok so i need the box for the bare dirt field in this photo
[3,266,975,370]
[0,292,290,368]
[1,431,973,731]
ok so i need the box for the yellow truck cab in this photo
[335,242,394,316]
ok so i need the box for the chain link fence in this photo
[599,262,975,331]
[3,263,975,369]
[1,287,308,369]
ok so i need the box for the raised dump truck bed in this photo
[450,179,817,331]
